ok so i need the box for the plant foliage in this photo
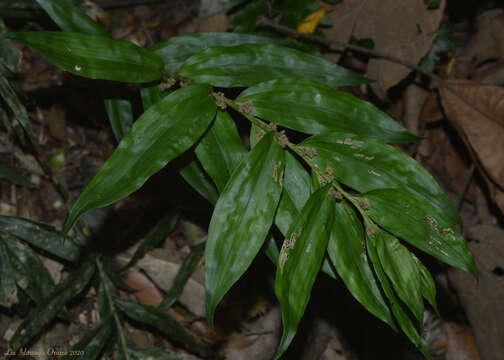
[0,0,477,358]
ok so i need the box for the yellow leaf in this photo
[297,8,326,35]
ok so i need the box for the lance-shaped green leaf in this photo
[115,299,211,357]
[274,185,335,359]
[417,260,438,313]
[159,242,205,311]
[358,189,476,276]
[205,132,284,325]
[0,215,81,261]
[6,32,163,83]
[178,43,369,88]
[301,132,461,226]
[1,232,55,305]
[0,241,18,307]
[236,78,416,143]
[152,32,288,73]
[0,73,33,140]
[328,200,396,329]
[35,0,108,36]
[61,316,113,360]
[374,231,424,323]
[366,228,430,358]
[195,110,247,192]
[9,259,95,351]
[104,99,133,142]
[179,159,219,205]
[64,84,216,232]
[141,84,169,110]
[273,151,337,278]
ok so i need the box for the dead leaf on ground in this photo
[322,0,445,98]
[124,270,164,307]
[439,81,504,212]
[447,224,504,360]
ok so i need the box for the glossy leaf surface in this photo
[35,0,108,36]
[179,159,219,205]
[418,260,438,312]
[301,132,461,226]
[366,229,429,358]
[104,99,133,142]
[64,84,216,231]
[275,185,335,359]
[375,231,424,323]
[236,78,416,143]
[115,299,211,357]
[328,201,395,328]
[0,215,81,261]
[152,32,287,72]
[360,189,476,276]
[205,132,284,324]
[195,110,247,192]
[6,32,163,83]
[178,43,369,87]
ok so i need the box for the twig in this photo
[256,15,443,83]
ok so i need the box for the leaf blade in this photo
[178,43,369,87]
[205,132,284,324]
[64,84,216,232]
[274,185,335,359]
[6,31,163,83]
[236,78,416,143]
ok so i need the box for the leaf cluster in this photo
[0,0,477,359]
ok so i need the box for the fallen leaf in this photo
[124,270,164,307]
[297,8,326,35]
[322,0,446,98]
[439,81,504,212]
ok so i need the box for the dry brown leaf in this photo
[124,270,164,307]
[439,81,504,211]
[322,0,445,98]
[448,224,504,360]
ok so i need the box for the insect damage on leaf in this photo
[423,215,440,234]
[74,65,82,71]
[368,169,381,177]
[212,91,227,109]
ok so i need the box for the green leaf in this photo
[179,159,219,205]
[0,18,22,73]
[420,25,453,72]
[61,316,113,360]
[274,185,335,359]
[359,188,476,277]
[205,132,284,325]
[236,78,416,143]
[0,215,81,262]
[64,84,216,232]
[273,151,337,279]
[327,200,396,329]
[125,336,194,360]
[366,228,430,358]
[124,213,179,270]
[35,0,108,36]
[231,0,268,33]
[178,43,369,88]
[114,298,211,357]
[195,110,247,192]
[152,32,288,73]
[9,259,95,351]
[374,231,424,323]
[1,232,55,305]
[280,0,320,28]
[0,73,34,140]
[159,242,205,311]
[0,240,18,307]
[417,260,438,313]
[104,99,133,142]
[140,84,169,110]
[0,160,31,186]
[300,132,461,226]
[6,31,163,83]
